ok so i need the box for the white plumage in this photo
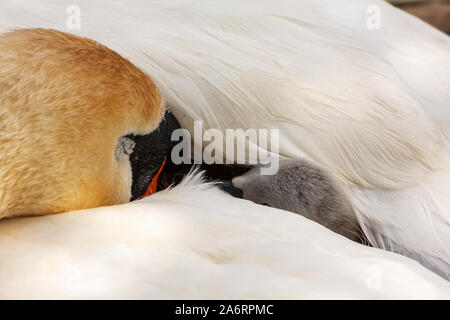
[1,172,449,299]
[0,0,449,294]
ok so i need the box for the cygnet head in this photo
[232,159,366,243]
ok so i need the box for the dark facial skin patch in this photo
[126,111,180,201]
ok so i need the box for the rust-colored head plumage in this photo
[0,29,167,217]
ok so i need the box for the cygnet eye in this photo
[115,136,136,160]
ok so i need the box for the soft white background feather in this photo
[1,171,449,299]
[0,0,449,283]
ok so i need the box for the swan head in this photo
[0,28,178,218]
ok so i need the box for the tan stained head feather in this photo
[0,29,165,218]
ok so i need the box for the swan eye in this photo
[115,136,136,160]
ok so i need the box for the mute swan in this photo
[1,172,450,299]
[0,29,178,218]
[3,0,447,278]
[0,27,448,299]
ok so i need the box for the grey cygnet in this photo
[232,159,366,243]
